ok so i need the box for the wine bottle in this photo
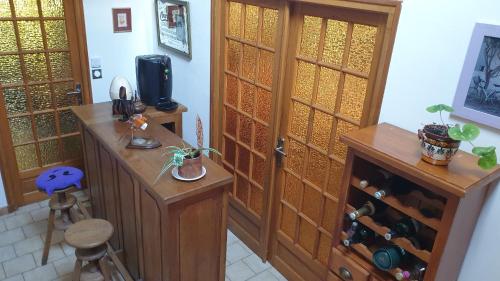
[385,217,421,241]
[346,221,359,237]
[372,245,408,271]
[359,169,393,189]
[394,263,426,280]
[374,177,413,200]
[343,224,376,247]
[348,201,375,220]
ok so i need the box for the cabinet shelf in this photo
[350,176,441,231]
[345,204,432,262]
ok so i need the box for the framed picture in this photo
[453,23,500,130]
[112,8,132,33]
[156,0,192,59]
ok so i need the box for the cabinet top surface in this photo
[341,123,500,197]
[72,102,233,203]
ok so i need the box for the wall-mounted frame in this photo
[112,8,132,33]
[156,0,192,59]
[453,23,500,130]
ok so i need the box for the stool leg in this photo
[73,259,82,281]
[42,209,56,265]
[99,256,111,281]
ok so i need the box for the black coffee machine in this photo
[136,55,178,111]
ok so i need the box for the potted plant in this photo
[155,115,221,182]
[418,104,497,169]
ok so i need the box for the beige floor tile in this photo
[1,274,24,281]
[0,219,6,233]
[226,260,256,281]
[226,242,252,263]
[0,228,26,247]
[33,244,65,266]
[0,263,5,279]
[0,245,16,263]
[30,208,49,222]
[269,267,288,281]
[52,274,72,281]
[22,220,48,238]
[248,270,280,281]
[53,255,76,277]
[60,243,74,256]
[23,264,58,281]
[40,230,64,245]
[15,203,42,215]
[243,254,271,274]
[14,236,44,256]
[3,254,36,277]
[227,230,238,245]
[5,213,33,230]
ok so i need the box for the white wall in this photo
[378,1,500,280]
[0,174,6,207]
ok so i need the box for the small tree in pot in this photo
[418,104,497,169]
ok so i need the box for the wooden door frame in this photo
[0,0,92,211]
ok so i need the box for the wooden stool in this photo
[65,219,114,281]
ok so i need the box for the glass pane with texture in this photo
[227,40,241,74]
[62,135,82,160]
[228,1,242,37]
[0,55,23,84]
[255,88,271,123]
[289,101,310,141]
[347,24,377,73]
[45,20,68,49]
[24,53,49,82]
[54,82,76,107]
[223,137,236,167]
[294,61,315,103]
[242,44,258,81]
[261,8,278,48]
[225,75,238,107]
[59,109,78,134]
[0,21,17,52]
[299,16,322,59]
[3,87,28,115]
[0,0,12,17]
[283,173,302,209]
[251,153,265,187]
[305,149,329,188]
[244,5,258,42]
[40,139,60,166]
[316,67,340,112]
[49,52,72,79]
[258,50,273,88]
[30,84,53,111]
[322,20,347,65]
[310,110,333,151]
[41,0,64,17]
[340,74,367,121]
[253,122,268,155]
[240,81,255,115]
[14,0,39,17]
[35,112,56,139]
[237,145,250,175]
[9,116,33,144]
[224,106,237,137]
[238,115,252,146]
[332,120,358,159]
[18,21,43,51]
[286,138,306,175]
[15,144,38,171]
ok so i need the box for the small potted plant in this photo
[418,104,497,169]
[155,115,221,182]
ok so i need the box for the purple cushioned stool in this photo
[36,166,83,265]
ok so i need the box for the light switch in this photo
[91,57,102,69]
[92,69,103,79]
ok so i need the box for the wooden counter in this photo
[72,102,233,281]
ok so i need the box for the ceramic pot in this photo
[418,124,461,166]
[178,151,203,179]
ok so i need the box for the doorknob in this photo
[275,137,287,165]
[67,83,83,105]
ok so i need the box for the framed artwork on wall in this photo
[156,0,192,59]
[453,23,500,130]
[112,8,132,33]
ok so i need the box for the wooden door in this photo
[270,3,398,280]
[0,0,90,207]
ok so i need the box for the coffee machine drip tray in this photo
[156,100,179,112]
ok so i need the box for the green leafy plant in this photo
[426,104,497,169]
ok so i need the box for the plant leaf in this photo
[461,124,480,141]
[447,125,465,140]
[426,104,454,113]
[477,148,497,170]
[472,146,496,156]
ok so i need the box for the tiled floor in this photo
[0,194,287,281]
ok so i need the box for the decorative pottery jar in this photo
[418,124,461,166]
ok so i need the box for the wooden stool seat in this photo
[65,219,114,249]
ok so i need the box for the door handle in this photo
[275,137,287,165]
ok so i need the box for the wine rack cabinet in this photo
[329,123,500,281]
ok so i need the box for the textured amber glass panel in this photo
[244,5,258,42]
[251,154,265,187]
[239,115,252,146]
[254,122,268,155]
[237,145,250,175]
[41,0,64,17]
[289,101,310,141]
[45,20,68,49]
[226,75,238,107]
[327,160,344,198]
[286,139,306,175]
[59,110,77,134]
[340,74,367,121]
[9,116,33,144]
[18,21,43,51]
[294,61,315,103]
[14,0,39,17]
[322,198,338,233]
[223,137,236,167]
[3,87,28,115]
[240,81,255,115]
[255,88,271,124]
[323,20,347,65]
[316,67,340,112]
[347,24,377,73]
[242,45,258,81]
[24,53,48,82]
[35,112,56,139]
[0,21,17,52]
[50,52,72,79]
[15,144,38,171]
[54,82,76,107]
[62,135,82,160]
[333,120,358,159]
[40,139,60,166]
[310,111,333,151]
[236,174,249,205]
[258,50,274,88]
[261,8,277,48]
[299,218,317,254]
[249,186,263,215]
[317,232,332,265]
[280,205,297,240]
[224,107,237,137]
[30,84,53,111]
[0,55,23,84]
[0,0,12,17]
[302,185,322,223]
[227,40,241,74]
[228,1,242,37]
[283,173,302,209]
[305,149,329,188]
[299,16,322,59]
